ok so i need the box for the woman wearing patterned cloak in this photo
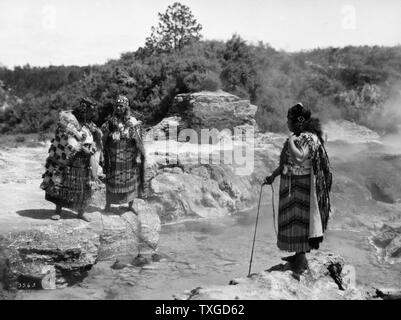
[263,103,332,276]
[101,95,146,212]
[40,97,102,222]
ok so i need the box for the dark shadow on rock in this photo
[375,288,401,300]
[132,254,152,267]
[265,262,307,281]
[328,263,345,290]
[16,209,77,220]
[110,259,129,270]
[265,262,292,273]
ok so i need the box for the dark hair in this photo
[287,103,311,122]
[288,103,324,144]
[73,97,97,122]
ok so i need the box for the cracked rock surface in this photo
[176,251,369,300]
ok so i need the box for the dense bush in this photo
[1,1,401,134]
[0,65,89,96]
[1,40,400,134]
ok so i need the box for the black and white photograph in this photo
[0,0,401,307]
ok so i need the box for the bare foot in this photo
[52,205,62,220]
[281,254,297,263]
[77,211,91,222]
[290,253,308,279]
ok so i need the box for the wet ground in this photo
[14,202,401,300]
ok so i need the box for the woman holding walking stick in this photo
[263,103,332,277]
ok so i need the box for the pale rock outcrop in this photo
[168,90,258,132]
[0,199,161,290]
[175,252,369,300]
[369,224,401,265]
[143,140,280,222]
[139,91,283,223]
[133,199,161,253]
[1,224,99,290]
[148,165,237,222]
[145,116,184,141]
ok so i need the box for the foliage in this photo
[145,2,203,54]
[0,65,88,96]
[0,3,401,135]
[220,34,259,101]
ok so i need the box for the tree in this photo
[220,34,259,101]
[145,2,203,53]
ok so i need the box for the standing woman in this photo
[264,103,332,276]
[40,97,102,222]
[101,95,146,212]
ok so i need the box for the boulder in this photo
[175,252,368,300]
[369,224,401,264]
[144,116,185,141]
[1,223,99,290]
[141,121,281,223]
[0,198,161,290]
[131,199,161,254]
[135,91,286,223]
[148,166,236,222]
[91,210,140,261]
[168,91,257,133]
[88,193,161,260]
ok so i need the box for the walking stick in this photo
[248,184,264,277]
[271,184,278,237]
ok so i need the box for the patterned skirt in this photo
[44,154,92,210]
[104,139,141,205]
[277,173,312,253]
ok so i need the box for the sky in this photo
[0,0,400,68]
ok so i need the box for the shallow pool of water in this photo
[16,204,401,300]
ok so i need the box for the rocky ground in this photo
[176,251,371,300]
[0,91,270,298]
[1,91,401,299]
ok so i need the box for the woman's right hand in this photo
[263,174,275,185]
